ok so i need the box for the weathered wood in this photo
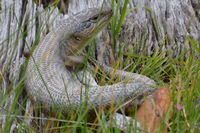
[122,0,199,57]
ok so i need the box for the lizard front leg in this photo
[64,55,85,67]
[93,61,156,86]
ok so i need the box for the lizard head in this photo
[66,8,113,54]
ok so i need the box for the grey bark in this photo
[122,0,199,57]
[0,0,199,131]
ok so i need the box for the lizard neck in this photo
[33,28,71,64]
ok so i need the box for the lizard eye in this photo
[91,16,98,20]
[90,12,105,21]
[90,14,99,21]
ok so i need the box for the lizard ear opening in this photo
[74,36,81,41]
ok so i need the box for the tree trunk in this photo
[0,0,199,131]
[122,0,199,57]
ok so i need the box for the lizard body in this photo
[26,7,156,110]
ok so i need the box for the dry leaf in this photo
[136,86,172,133]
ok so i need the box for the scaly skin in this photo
[26,8,156,110]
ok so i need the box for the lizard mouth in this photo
[98,9,113,24]
[92,9,113,34]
